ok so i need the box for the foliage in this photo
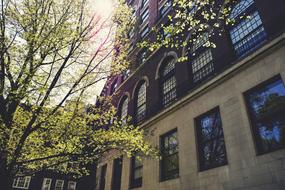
[0,0,156,183]
[137,0,239,60]
[112,0,136,72]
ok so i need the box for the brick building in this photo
[96,0,285,190]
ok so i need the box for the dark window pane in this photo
[160,57,177,107]
[120,97,128,124]
[130,156,143,188]
[136,82,147,122]
[99,165,107,190]
[245,77,285,154]
[162,76,177,106]
[229,0,267,57]
[140,25,149,38]
[160,129,179,181]
[189,33,214,83]
[141,8,149,23]
[111,157,123,190]
[195,108,227,171]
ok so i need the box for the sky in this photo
[85,0,116,104]
[91,0,115,19]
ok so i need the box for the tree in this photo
[0,0,155,189]
[138,0,238,60]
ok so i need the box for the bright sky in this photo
[91,0,115,19]
[84,0,116,104]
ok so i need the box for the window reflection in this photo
[195,107,227,171]
[245,77,285,154]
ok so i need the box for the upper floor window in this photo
[67,181,77,190]
[229,0,267,57]
[195,107,228,171]
[111,157,123,190]
[140,25,149,39]
[189,33,214,83]
[12,176,31,189]
[55,180,64,190]
[141,8,149,24]
[42,178,52,190]
[139,49,148,64]
[160,129,179,181]
[99,164,107,190]
[160,57,177,107]
[119,96,129,124]
[135,81,147,123]
[244,76,285,154]
[110,79,118,95]
[141,0,149,8]
[123,69,131,80]
[159,0,172,17]
[130,156,143,188]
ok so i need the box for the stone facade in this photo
[95,0,285,189]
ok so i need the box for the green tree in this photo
[138,0,238,60]
[0,0,155,189]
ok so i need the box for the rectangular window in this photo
[230,11,267,57]
[67,181,77,190]
[163,76,177,106]
[160,129,179,181]
[99,164,107,190]
[12,176,31,189]
[140,49,148,64]
[130,156,143,188]
[42,178,52,190]
[244,76,285,154]
[111,157,123,190]
[159,1,172,17]
[192,49,214,83]
[195,107,227,171]
[55,180,64,190]
[140,25,149,39]
[141,8,149,24]
[189,33,214,83]
[142,0,149,7]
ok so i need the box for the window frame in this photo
[160,57,177,107]
[135,81,147,123]
[140,25,149,39]
[141,0,149,8]
[228,0,267,57]
[110,79,118,95]
[67,181,77,190]
[42,178,52,190]
[188,33,215,84]
[12,176,31,189]
[129,156,143,188]
[139,48,148,64]
[159,0,172,18]
[160,128,179,181]
[140,8,149,24]
[54,179,64,190]
[119,96,129,124]
[243,75,285,155]
[194,107,228,171]
[99,164,107,190]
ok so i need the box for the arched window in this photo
[135,81,147,123]
[160,57,177,107]
[119,96,128,124]
[229,0,267,57]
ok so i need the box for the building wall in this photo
[96,0,285,189]
[97,35,285,190]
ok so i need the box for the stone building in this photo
[96,0,285,190]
